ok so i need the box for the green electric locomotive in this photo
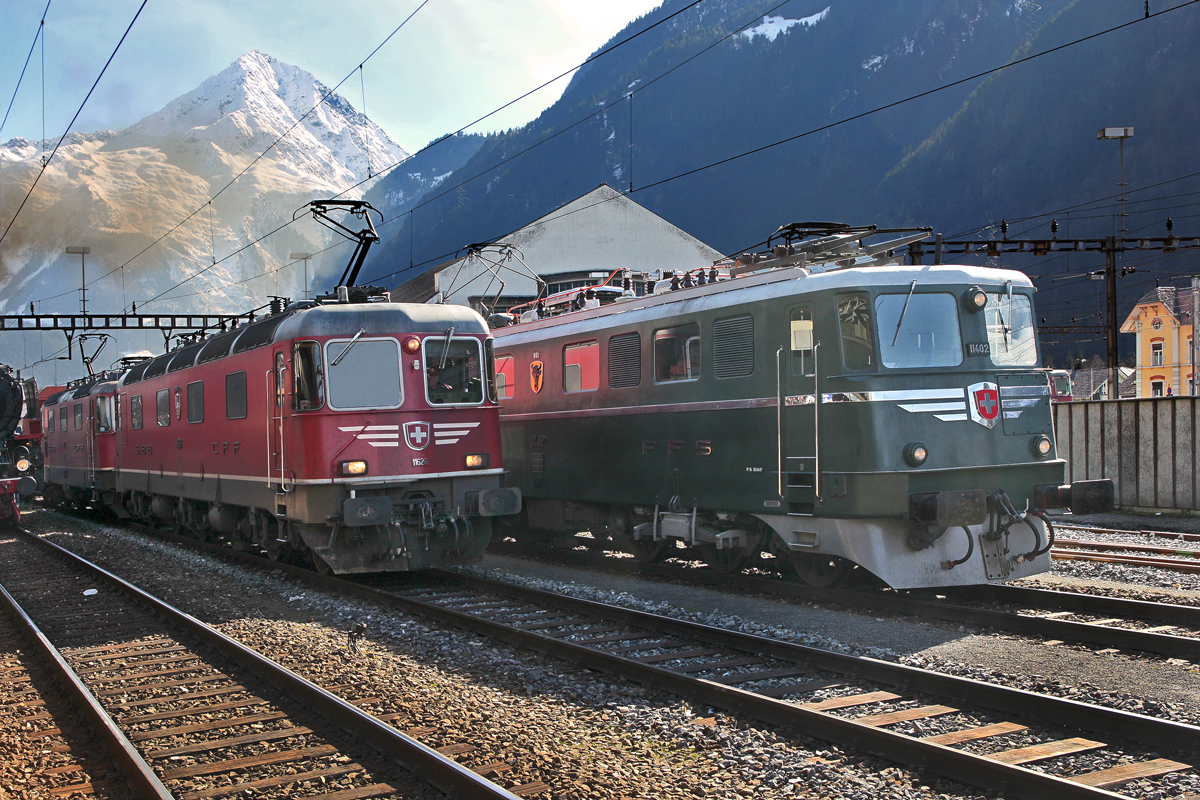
[488,224,1113,589]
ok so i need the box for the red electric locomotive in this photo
[37,200,521,572]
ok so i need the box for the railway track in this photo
[80,522,1200,800]
[0,529,531,800]
[1052,538,1200,573]
[482,537,1200,660]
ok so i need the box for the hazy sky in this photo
[0,0,666,151]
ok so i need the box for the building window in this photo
[1151,380,1164,397]
[187,381,204,423]
[226,372,248,420]
[131,395,143,429]
[1151,342,1164,367]
[654,324,701,383]
[563,340,599,393]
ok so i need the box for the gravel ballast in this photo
[15,508,1200,799]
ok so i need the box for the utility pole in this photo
[1193,275,1199,396]
[66,246,91,314]
[1098,127,1134,399]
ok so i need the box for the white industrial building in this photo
[391,184,722,312]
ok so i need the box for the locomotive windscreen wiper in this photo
[890,280,917,347]
[331,328,366,366]
[439,327,456,369]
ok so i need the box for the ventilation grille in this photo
[713,315,755,378]
[608,332,641,388]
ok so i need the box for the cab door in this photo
[268,349,288,492]
[781,305,819,515]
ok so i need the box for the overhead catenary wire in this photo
[0,0,148,248]
[0,0,53,136]
[368,0,1200,289]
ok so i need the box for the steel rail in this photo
[21,529,524,800]
[119,528,1193,798]
[1055,539,1200,558]
[485,541,1200,658]
[947,583,1200,626]
[0,552,173,800]
[1054,550,1200,574]
[45,517,1199,798]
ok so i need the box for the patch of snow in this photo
[862,55,886,71]
[740,6,830,42]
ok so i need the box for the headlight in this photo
[15,458,31,473]
[903,442,928,467]
[962,287,988,312]
[340,460,368,476]
[403,336,421,353]
[1031,435,1053,458]
[465,453,490,469]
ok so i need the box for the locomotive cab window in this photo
[985,292,1038,366]
[875,292,963,368]
[837,294,874,371]
[327,337,402,410]
[495,353,516,400]
[226,371,247,420]
[293,341,324,410]
[95,396,114,432]
[187,381,204,423]
[131,395,143,429]
[563,340,599,393]
[654,324,700,383]
[156,389,171,427]
[423,337,483,405]
[59,407,68,432]
[74,403,82,431]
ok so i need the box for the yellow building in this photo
[1120,285,1196,397]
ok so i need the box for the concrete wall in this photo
[1054,397,1198,511]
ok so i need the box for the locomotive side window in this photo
[74,403,82,431]
[187,381,204,423]
[837,294,874,371]
[985,292,1038,366]
[422,338,483,405]
[131,395,143,429]
[328,338,403,409]
[563,340,599,393]
[654,324,700,383]
[46,408,54,433]
[226,371,248,420]
[875,293,963,368]
[789,308,814,376]
[95,396,113,432]
[60,407,68,431]
[495,353,516,400]
[116,394,121,431]
[608,332,641,388]
[293,342,324,411]
[712,315,754,378]
[156,389,171,427]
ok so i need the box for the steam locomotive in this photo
[0,364,42,530]
[487,224,1113,589]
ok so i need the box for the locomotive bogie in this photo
[492,261,1110,589]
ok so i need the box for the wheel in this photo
[309,550,333,575]
[701,532,763,575]
[790,553,852,588]
[622,535,670,563]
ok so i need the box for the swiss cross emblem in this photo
[968,382,1000,429]
[404,421,431,450]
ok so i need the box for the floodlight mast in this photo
[302,200,381,289]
